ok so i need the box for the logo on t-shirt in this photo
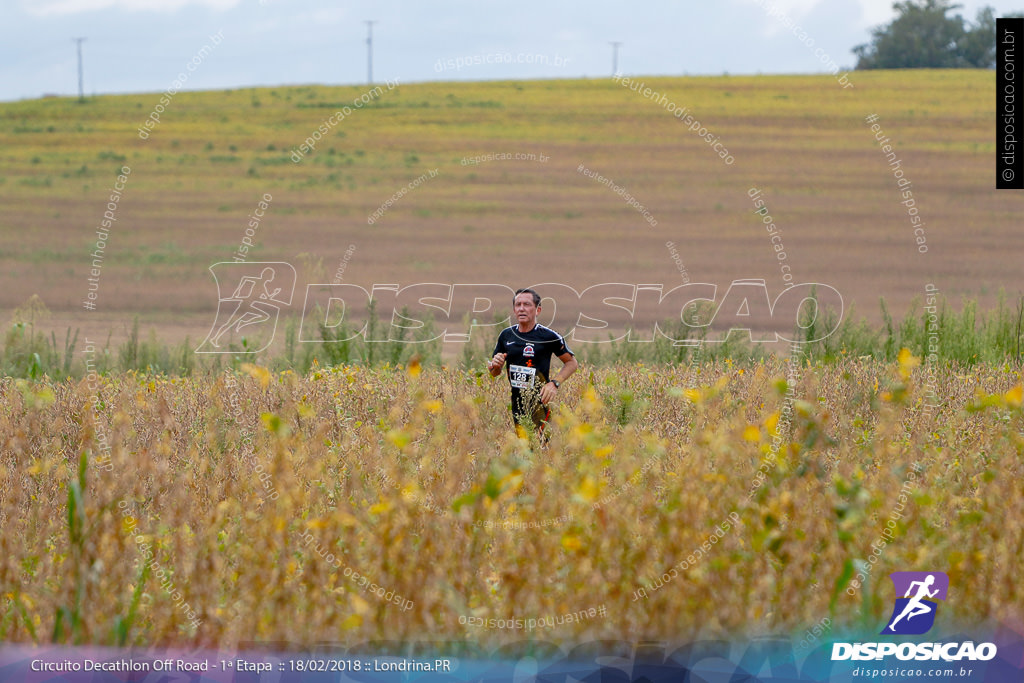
[524,344,535,357]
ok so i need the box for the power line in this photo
[365,20,376,84]
[73,37,86,100]
[609,41,622,77]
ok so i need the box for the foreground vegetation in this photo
[1,353,1020,649]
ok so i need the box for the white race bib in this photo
[509,364,537,389]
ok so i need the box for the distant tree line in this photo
[854,0,1022,69]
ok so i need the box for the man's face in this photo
[513,292,540,327]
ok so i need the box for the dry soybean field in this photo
[1,355,1021,649]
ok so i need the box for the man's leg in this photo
[533,406,552,446]
[511,395,530,436]
[522,392,550,444]
[510,393,549,443]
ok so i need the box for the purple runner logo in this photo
[833,571,995,662]
[881,571,948,635]
[197,262,296,353]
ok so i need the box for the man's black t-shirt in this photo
[492,324,573,399]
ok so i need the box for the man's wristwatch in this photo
[549,380,560,389]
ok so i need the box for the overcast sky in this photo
[2,0,1019,101]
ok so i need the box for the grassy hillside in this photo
[0,71,1018,353]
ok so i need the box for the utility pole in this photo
[74,37,86,101]
[365,20,376,84]
[609,41,622,77]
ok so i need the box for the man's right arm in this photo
[488,352,507,377]
[488,334,506,377]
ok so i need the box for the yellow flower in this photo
[240,363,272,388]
[341,614,363,629]
[335,513,359,527]
[897,348,920,379]
[742,425,761,442]
[350,594,371,615]
[561,534,583,551]
[386,429,411,448]
[369,500,393,515]
[1004,384,1022,408]
[573,476,601,503]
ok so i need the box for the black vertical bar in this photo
[997,18,1023,189]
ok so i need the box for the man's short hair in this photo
[514,288,541,306]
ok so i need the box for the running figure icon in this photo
[887,574,939,632]
[209,267,282,347]
[197,262,296,354]
[880,570,949,635]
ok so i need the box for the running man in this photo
[888,574,939,631]
[488,288,578,436]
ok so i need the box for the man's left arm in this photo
[540,352,578,404]
[553,352,578,383]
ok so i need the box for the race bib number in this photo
[509,364,537,389]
